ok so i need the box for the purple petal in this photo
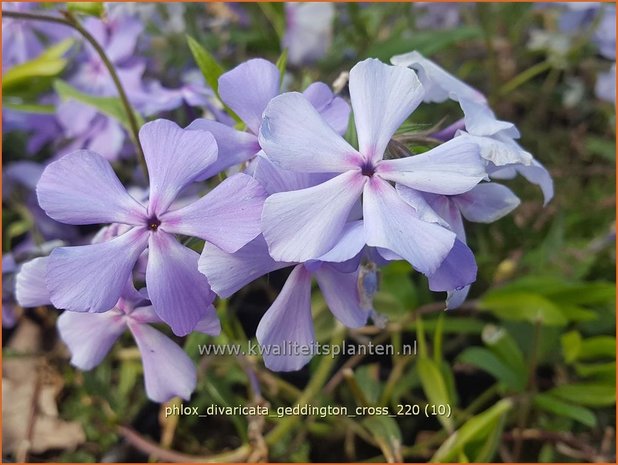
[459,99,519,138]
[139,119,218,215]
[363,177,455,275]
[199,235,289,298]
[390,51,487,104]
[218,58,280,134]
[303,82,351,135]
[515,159,554,206]
[186,119,260,180]
[256,265,315,371]
[259,92,363,173]
[262,171,366,262]
[161,173,266,253]
[128,321,197,402]
[146,231,214,336]
[447,286,470,310]
[86,117,126,161]
[395,186,450,228]
[315,265,369,328]
[350,58,425,163]
[376,138,486,195]
[424,194,467,241]
[454,183,520,223]
[427,240,477,292]
[456,132,534,167]
[37,150,147,226]
[193,305,221,336]
[47,227,148,313]
[15,257,51,307]
[57,309,126,370]
[252,155,332,195]
[316,220,366,264]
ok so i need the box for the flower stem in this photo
[2,9,148,179]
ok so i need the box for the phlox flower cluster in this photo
[7,9,553,402]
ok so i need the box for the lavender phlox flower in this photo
[187,58,350,180]
[198,157,373,371]
[36,119,267,335]
[284,3,335,66]
[2,2,69,70]
[391,51,554,205]
[258,58,486,280]
[398,182,521,308]
[15,256,217,402]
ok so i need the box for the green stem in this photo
[2,9,148,179]
[265,325,346,446]
[499,60,552,96]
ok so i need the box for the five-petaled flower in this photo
[37,119,267,335]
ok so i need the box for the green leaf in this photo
[362,416,402,463]
[534,393,597,427]
[561,330,582,363]
[186,35,225,96]
[481,325,526,377]
[417,357,454,432]
[275,48,288,84]
[479,290,567,326]
[3,39,75,95]
[548,383,616,407]
[458,347,525,392]
[2,101,55,114]
[67,2,105,18]
[53,79,143,132]
[574,362,616,382]
[432,399,513,463]
[578,336,616,360]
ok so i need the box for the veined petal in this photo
[363,177,455,275]
[350,58,425,163]
[395,185,450,228]
[456,131,534,167]
[199,235,289,298]
[146,231,214,336]
[259,92,363,173]
[303,82,351,135]
[262,171,366,262]
[377,138,486,195]
[316,220,365,264]
[57,309,126,370]
[252,155,332,194]
[186,119,260,180]
[193,305,221,336]
[515,159,554,206]
[128,321,197,402]
[15,257,51,307]
[459,98,519,138]
[315,265,369,328]
[391,50,487,104]
[161,173,266,253]
[47,228,148,313]
[427,240,477,292]
[218,58,280,134]
[446,286,470,310]
[454,183,521,223]
[139,119,218,215]
[256,265,315,372]
[424,194,467,241]
[37,150,146,226]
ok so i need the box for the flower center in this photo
[361,162,375,177]
[147,215,161,231]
